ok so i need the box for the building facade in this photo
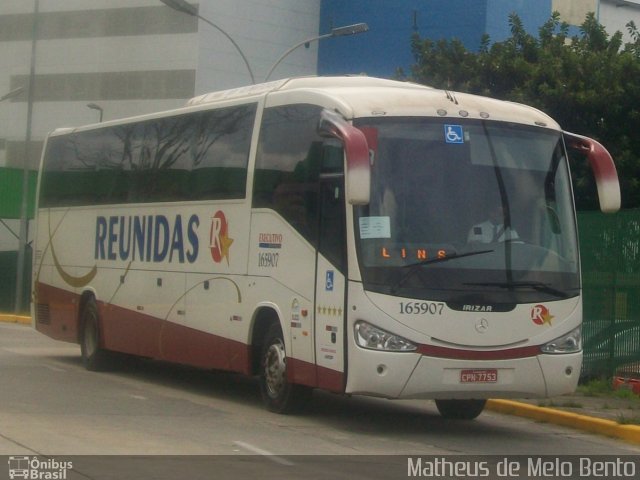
[318,0,640,78]
[0,0,320,171]
[1,0,638,171]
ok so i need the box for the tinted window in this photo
[40,103,256,207]
[40,128,128,206]
[190,105,255,200]
[318,166,346,273]
[253,104,324,245]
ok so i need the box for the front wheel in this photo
[435,399,486,420]
[259,324,311,414]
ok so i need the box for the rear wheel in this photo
[259,323,311,413]
[435,399,486,420]
[80,298,111,371]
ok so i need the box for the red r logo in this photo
[531,304,554,326]
[209,211,233,265]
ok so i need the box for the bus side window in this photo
[40,104,256,208]
[190,104,256,200]
[318,143,346,272]
[254,104,325,247]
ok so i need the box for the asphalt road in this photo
[1,323,638,479]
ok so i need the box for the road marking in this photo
[42,364,66,372]
[3,346,79,356]
[233,440,294,466]
[129,394,147,401]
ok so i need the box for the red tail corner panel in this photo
[34,283,80,344]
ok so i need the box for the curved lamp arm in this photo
[264,23,368,82]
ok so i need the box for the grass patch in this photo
[538,400,584,409]
[577,378,613,396]
[617,414,640,425]
[612,388,640,400]
[577,377,640,405]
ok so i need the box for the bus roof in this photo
[50,76,559,137]
[188,76,559,129]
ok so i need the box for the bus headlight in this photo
[354,320,417,352]
[541,326,582,354]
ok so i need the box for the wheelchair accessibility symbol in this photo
[444,124,464,144]
[325,270,334,291]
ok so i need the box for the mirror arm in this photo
[319,110,370,205]
[563,131,621,213]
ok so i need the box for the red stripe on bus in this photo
[34,282,345,390]
[35,282,251,374]
[288,359,345,393]
[416,343,542,360]
[316,365,345,393]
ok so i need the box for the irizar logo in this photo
[462,305,493,312]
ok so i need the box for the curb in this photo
[0,314,31,325]
[487,399,640,445]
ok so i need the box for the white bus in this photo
[32,76,620,419]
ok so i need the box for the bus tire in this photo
[435,399,486,420]
[259,323,311,414]
[80,298,111,371]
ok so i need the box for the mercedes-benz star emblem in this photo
[475,318,489,333]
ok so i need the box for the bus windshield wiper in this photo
[390,249,494,294]
[463,281,568,298]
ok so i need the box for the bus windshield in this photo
[353,117,579,304]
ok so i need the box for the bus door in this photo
[314,144,347,392]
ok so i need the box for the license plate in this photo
[460,369,498,383]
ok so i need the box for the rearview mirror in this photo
[318,110,370,205]
[563,131,620,213]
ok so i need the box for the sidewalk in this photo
[487,392,640,445]
[2,314,639,445]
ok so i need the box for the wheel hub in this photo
[264,341,286,398]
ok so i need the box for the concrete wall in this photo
[0,0,320,170]
[196,0,320,91]
[552,0,599,24]
[599,0,640,43]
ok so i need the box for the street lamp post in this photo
[159,0,256,84]
[264,23,369,82]
[15,0,39,314]
[87,103,104,122]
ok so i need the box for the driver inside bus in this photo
[467,202,519,243]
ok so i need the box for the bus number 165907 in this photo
[399,302,444,315]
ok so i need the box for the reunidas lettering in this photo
[94,214,199,264]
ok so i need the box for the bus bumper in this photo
[345,349,582,399]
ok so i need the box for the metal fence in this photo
[0,250,31,313]
[579,208,640,379]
